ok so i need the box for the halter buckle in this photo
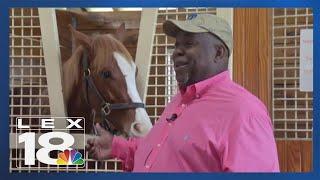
[84,68,91,77]
[102,103,111,115]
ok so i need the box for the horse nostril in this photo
[133,123,143,133]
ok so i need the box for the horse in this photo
[62,24,152,137]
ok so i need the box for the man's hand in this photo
[86,123,114,160]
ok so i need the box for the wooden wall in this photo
[233,8,272,112]
[233,8,312,172]
[277,140,312,172]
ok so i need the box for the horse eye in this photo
[101,71,111,79]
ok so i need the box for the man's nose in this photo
[172,47,184,58]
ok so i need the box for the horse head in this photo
[63,24,152,137]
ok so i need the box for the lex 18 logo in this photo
[16,117,85,167]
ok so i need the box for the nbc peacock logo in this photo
[56,149,84,165]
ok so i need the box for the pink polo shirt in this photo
[111,70,279,172]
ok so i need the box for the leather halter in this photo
[81,50,145,135]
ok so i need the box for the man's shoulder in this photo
[205,80,268,115]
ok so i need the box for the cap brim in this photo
[163,20,208,37]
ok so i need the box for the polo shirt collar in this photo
[179,70,230,103]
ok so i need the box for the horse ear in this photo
[62,45,84,103]
[68,24,92,50]
[114,23,126,42]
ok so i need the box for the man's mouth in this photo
[174,62,189,71]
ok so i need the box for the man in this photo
[86,14,280,172]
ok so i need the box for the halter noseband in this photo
[81,49,145,135]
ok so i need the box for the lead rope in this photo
[100,109,118,135]
[91,109,98,136]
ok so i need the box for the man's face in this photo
[172,32,217,88]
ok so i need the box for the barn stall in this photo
[9,8,312,172]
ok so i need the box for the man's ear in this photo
[68,24,92,50]
[214,44,228,63]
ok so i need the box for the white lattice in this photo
[272,8,313,140]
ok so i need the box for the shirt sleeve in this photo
[110,136,142,171]
[221,112,280,172]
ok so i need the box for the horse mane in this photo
[62,34,133,103]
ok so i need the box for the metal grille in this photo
[272,8,313,140]
[10,8,50,130]
[10,7,50,172]
[145,8,217,124]
[9,8,123,173]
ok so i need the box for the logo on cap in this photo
[187,14,197,20]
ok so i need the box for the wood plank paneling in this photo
[244,8,259,96]
[300,141,312,172]
[276,140,287,171]
[276,140,312,172]
[258,8,272,112]
[287,141,302,171]
[233,9,246,85]
[233,8,272,113]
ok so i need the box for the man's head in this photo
[163,14,232,89]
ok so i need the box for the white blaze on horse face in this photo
[113,52,152,137]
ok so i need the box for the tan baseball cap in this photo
[163,13,233,54]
